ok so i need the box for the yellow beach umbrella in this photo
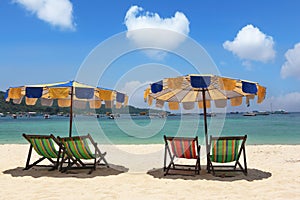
[144,74,266,169]
[5,80,128,136]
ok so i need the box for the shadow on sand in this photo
[147,166,272,182]
[3,164,128,179]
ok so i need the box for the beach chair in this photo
[23,134,62,170]
[164,135,201,176]
[57,134,109,174]
[207,135,247,176]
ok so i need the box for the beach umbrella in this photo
[144,74,266,169]
[5,80,128,137]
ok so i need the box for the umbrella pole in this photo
[69,86,74,137]
[201,90,209,171]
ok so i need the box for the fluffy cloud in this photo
[120,80,145,96]
[119,80,151,107]
[261,92,300,112]
[280,43,300,79]
[124,5,190,59]
[223,24,275,63]
[13,0,75,30]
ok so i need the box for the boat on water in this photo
[253,111,270,115]
[12,114,17,119]
[273,109,289,114]
[108,113,120,119]
[149,112,167,118]
[108,114,114,119]
[207,113,216,117]
[44,114,50,119]
[200,113,216,117]
[243,112,256,116]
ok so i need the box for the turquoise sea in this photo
[0,113,299,145]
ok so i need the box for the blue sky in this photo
[1,0,300,111]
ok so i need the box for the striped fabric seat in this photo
[210,139,240,163]
[28,137,59,159]
[169,139,198,159]
[58,134,109,174]
[164,135,201,175]
[23,134,61,170]
[208,135,248,176]
[60,137,95,160]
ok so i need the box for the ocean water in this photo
[0,113,299,145]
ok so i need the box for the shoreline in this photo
[1,144,300,199]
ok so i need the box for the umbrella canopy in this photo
[5,80,128,136]
[144,74,266,168]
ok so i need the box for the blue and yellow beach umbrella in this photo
[144,74,266,169]
[5,80,128,136]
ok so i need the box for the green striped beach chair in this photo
[58,134,109,174]
[23,134,62,170]
[208,135,247,176]
[164,135,201,176]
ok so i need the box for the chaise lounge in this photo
[57,134,109,174]
[207,135,248,176]
[23,133,62,170]
[163,135,201,176]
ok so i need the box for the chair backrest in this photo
[58,135,95,160]
[23,134,59,159]
[164,136,198,159]
[210,135,247,163]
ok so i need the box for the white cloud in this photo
[119,80,151,108]
[223,24,275,63]
[120,80,145,96]
[13,0,75,30]
[280,43,300,79]
[124,5,190,59]
[259,92,300,112]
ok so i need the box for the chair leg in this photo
[237,161,247,175]
[164,162,173,176]
[53,146,62,170]
[25,157,46,170]
[243,147,248,175]
[87,158,97,174]
[207,159,215,175]
[97,153,109,168]
[197,158,201,174]
[59,151,66,172]
[163,144,167,172]
[164,155,175,176]
[94,144,109,168]
[24,145,33,170]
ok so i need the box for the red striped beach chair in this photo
[58,134,109,174]
[164,135,201,176]
[23,134,62,170]
[208,135,247,176]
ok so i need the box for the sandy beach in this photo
[0,144,300,200]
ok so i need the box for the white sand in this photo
[0,144,300,200]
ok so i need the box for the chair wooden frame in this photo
[164,135,201,176]
[58,134,109,174]
[23,133,62,170]
[207,135,247,176]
